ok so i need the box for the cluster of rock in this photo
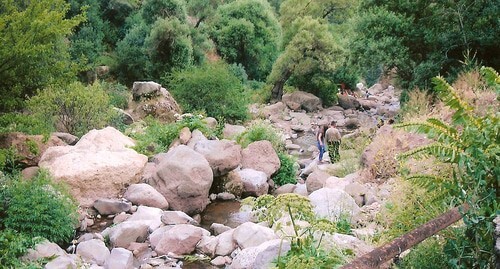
[0,81,409,269]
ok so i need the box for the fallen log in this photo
[341,203,469,269]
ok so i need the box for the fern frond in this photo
[394,119,462,144]
[431,76,480,127]
[398,142,462,163]
[405,174,449,189]
[480,66,500,92]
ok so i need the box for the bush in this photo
[272,152,297,186]
[101,81,130,109]
[396,236,448,269]
[0,229,42,268]
[27,82,114,137]
[0,170,78,245]
[236,120,285,152]
[132,115,214,156]
[166,62,249,122]
[0,112,54,136]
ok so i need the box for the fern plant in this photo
[395,67,499,268]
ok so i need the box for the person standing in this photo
[325,121,342,163]
[316,124,327,163]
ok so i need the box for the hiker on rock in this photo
[316,124,327,163]
[325,121,341,163]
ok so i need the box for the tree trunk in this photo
[341,203,469,269]
[270,69,292,103]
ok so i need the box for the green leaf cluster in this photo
[0,0,85,111]
[167,62,249,122]
[132,115,214,156]
[395,67,499,267]
[27,81,114,137]
[236,120,285,152]
[210,0,281,81]
[273,152,298,186]
[243,193,351,268]
[0,170,78,245]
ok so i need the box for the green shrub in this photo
[396,236,448,269]
[166,62,249,122]
[27,81,114,137]
[0,113,54,136]
[0,170,78,245]
[272,152,297,186]
[101,81,130,109]
[0,147,21,174]
[0,229,42,269]
[132,115,214,156]
[236,120,285,152]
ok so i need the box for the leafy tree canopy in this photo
[210,0,281,81]
[268,16,343,101]
[0,0,85,112]
[141,0,187,25]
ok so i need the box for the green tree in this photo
[27,82,114,136]
[210,0,281,81]
[349,7,411,86]
[167,62,249,122]
[279,0,355,27]
[114,21,151,85]
[353,0,500,90]
[396,67,499,268]
[145,17,194,78]
[0,0,85,111]
[268,17,343,101]
[186,0,223,27]
[141,0,187,25]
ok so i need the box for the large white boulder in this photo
[233,222,279,249]
[39,127,148,206]
[309,188,360,223]
[229,239,291,269]
[150,145,213,215]
[236,169,269,197]
[76,239,110,266]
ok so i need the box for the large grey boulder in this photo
[282,91,322,112]
[39,127,148,206]
[150,145,213,215]
[337,94,360,110]
[223,124,246,140]
[104,221,149,248]
[132,81,161,101]
[125,205,163,231]
[93,199,131,215]
[241,140,280,178]
[124,183,169,209]
[193,140,242,176]
[229,239,291,269]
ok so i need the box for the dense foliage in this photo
[0,170,78,245]
[0,0,84,111]
[396,67,499,268]
[27,82,115,137]
[210,0,281,81]
[167,62,249,122]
